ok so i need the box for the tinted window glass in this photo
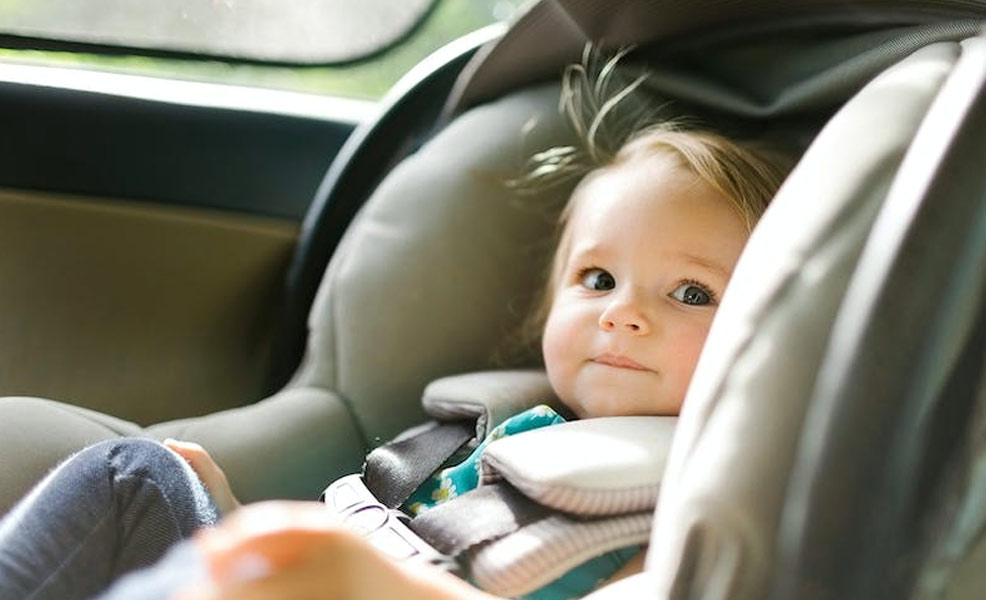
[0,0,529,99]
[0,0,437,63]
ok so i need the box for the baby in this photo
[0,54,788,600]
[540,125,775,421]
[173,110,787,600]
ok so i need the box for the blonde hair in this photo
[538,125,787,323]
[501,47,792,364]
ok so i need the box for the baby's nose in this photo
[599,300,651,334]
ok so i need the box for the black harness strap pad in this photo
[363,420,475,509]
[409,482,552,555]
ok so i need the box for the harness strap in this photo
[409,482,552,555]
[364,420,475,508]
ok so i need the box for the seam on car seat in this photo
[321,221,372,451]
[46,402,141,438]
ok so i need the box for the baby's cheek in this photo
[541,310,568,371]
[673,322,715,383]
[541,313,579,408]
[541,332,566,392]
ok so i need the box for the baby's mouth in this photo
[591,353,651,371]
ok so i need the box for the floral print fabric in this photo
[404,404,564,515]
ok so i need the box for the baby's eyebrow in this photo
[567,244,605,263]
[679,253,730,279]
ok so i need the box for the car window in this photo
[0,0,436,63]
[0,0,529,99]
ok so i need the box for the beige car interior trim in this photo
[0,187,299,424]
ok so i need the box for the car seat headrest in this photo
[295,83,577,442]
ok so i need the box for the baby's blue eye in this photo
[580,268,615,291]
[670,283,713,306]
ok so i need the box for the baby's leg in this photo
[95,539,210,600]
[0,438,218,600]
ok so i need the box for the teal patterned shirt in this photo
[403,405,640,600]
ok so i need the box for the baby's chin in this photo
[562,392,678,419]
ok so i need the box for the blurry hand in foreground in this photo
[173,501,497,600]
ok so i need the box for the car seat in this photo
[2,1,986,598]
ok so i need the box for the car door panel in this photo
[0,67,364,423]
[0,187,299,423]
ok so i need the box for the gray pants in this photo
[0,438,218,600]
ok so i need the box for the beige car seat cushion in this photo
[481,416,677,516]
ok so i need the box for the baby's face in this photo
[542,157,750,418]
